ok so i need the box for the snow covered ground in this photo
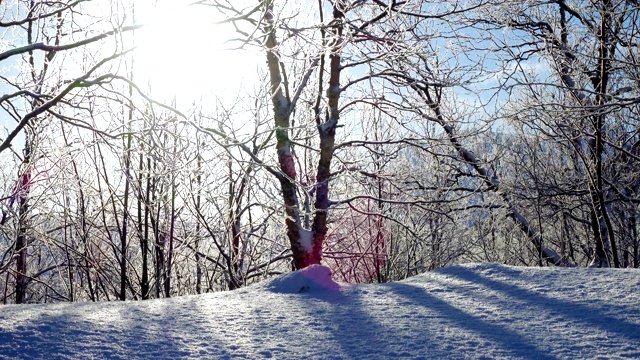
[0,263,639,359]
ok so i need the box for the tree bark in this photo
[15,159,31,304]
[263,2,344,269]
[264,6,307,269]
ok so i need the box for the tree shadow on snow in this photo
[385,282,557,360]
[444,267,640,343]
[289,284,548,360]
[0,298,237,360]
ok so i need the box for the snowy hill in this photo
[0,263,639,359]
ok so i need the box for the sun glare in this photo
[134,1,257,106]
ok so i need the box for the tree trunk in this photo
[15,161,31,304]
[263,2,344,269]
[119,128,132,301]
[194,140,203,294]
[164,171,176,298]
[588,1,619,268]
[63,127,95,301]
[264,6,307,269]
[139,151,151,299]
[633,214,639,268]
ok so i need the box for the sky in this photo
[133,0,261,108]
[0,263,638,359]
[1,0,262,160]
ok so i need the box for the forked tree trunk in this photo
[263,2,344,269]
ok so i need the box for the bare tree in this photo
[476,0,640,267]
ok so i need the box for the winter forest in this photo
[0,0,639,304]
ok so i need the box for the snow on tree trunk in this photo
[263,3,343,270]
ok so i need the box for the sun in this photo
[133,0,257,106]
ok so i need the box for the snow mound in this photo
[1,263,640,359]
[261,264,342,293]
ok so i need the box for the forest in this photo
[0,0,638,304]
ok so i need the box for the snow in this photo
[1,263,639,359]
[255,264,342,293]
[298,227,314,253]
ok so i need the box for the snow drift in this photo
[255,264,343,293]
[0,263,639,359]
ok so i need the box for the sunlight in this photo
[133,0,258,106]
